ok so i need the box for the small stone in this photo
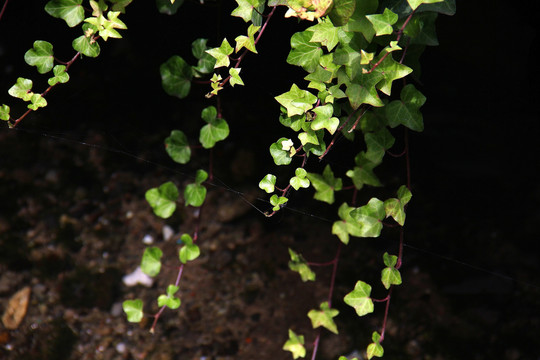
[162,225,174,241]
[122,267,153,287]
[1,286,31,330]
[116,342,126,354]
[142,234,154,245]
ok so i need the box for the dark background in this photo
[1,0,540,359]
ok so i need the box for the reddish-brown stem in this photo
[150,264,185,333]
[379,287,393,342]
[319,107,364,160]
[0,0,8,21]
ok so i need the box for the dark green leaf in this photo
[269,137,294,165]
[328,0,356,26]
[45,0,84,27]
[307,165,342,204]
[385,84,426,131]
[165,130,191,164]
[160,55,193,99]
[199,117,229,149]
[156,0,184,15]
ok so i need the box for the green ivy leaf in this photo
[184,170,207,207]
[156,0,184,14]
[404,12,439,46]
[366,332,384,359]
[235,24,260,53]
[160,55,193,99]
[0,104,10,121]
[366,8,398,36]
[141,246,163,276]
[206,38,234,68]
[45,0,84,27]
[381,252,402,289]
[384,185,412,226]
[287,31,323,73]
[332,202,365,244]
[283,329,306,359]
[231,0,264,23]
[269,137,294,165]
[24,41,54,74]
[408,0,443,11]
[346,72,384,109]
[349,198,385,237]
[157,284,181,309]
[179,234,200,263]
[344,280,374,316]
[229,67,245,87]
[199,116,229,149]
[308,17,339,51]
[328,0,356,26]
[259,174,277,193]
[364,127,395,164]
[307,301,339,334]
[191,38,216,75]
[386,84,426,131]
[306,165,342,204]
[8,77,33,101]
[165,130,191,164]
[288,248,315,282]
[346,152,382,190]
[145,181,179,218]
[270,194,288,211]
[417,0,455,15]
[374,55,413,96]
[275,84,317,117]
[290,168,310,190]
[27,94,48,110]
[311,104,340,134]
[48,65,70,86]
[72,32,101,57]
[122,299,143,323]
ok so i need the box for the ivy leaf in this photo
[417,0,455,15]
[287,31,323,73]
[386,84,426,132]
[122,299,143,323]
[235,24,260,53]
[346,152,382,190]
[404,12,439,46]
[179,234,200,263]
[184,169,208,207]
[373,55,413,96]
[145,181,179,218]
[8,77,33,101]
[28,94,48,110]
[141,246,163,276]
[156,0,184,14]
[311,104,340,135]
[270,194,288,211]
[206,38,234,68]
[349,198,385,237]
[229,67,245,87]
[364,127,395,164]
[366,8,398,36]
[288,248,315,282]
[290,168,310,191]
[367,332,384,359]
[407,0,443,11]
[381,252,402,289]
[298,129,319,146]
[259,174,277,193]
[308,301,339,334]
[72,32,100,57]
[231,0,263,22]
[24,41,54,74]
[45,0,84,27]
[332,203,365,244]
[48,65,70,86]
[384,185,412,225]
[160,55,193,99]
[344,280,374,316]
[275,84,317,117]
[283,329,306,359]
[157,284,181,309]
[165,130,191,164]
[308,17,339,51]
[346,72,384,109]
[199,112,229,149]
[191,38,216,75]
[306,165,342,204]
[269,138,293,165]
[0,104,10,121]
[328,0,356,26]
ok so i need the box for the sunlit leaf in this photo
[145,181,179,218]
[24,41,54,74]
[308,301,339,334]
[45,0,84,27]
[283,329,306,359]
[275,84,317,117]
[141,246,163,276]
[288,248,315,282]
[259,174,277,193]
[344,280,374,316]
[122,299,143,322]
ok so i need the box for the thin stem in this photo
[0,0,8,22]
[379,287,393,342]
